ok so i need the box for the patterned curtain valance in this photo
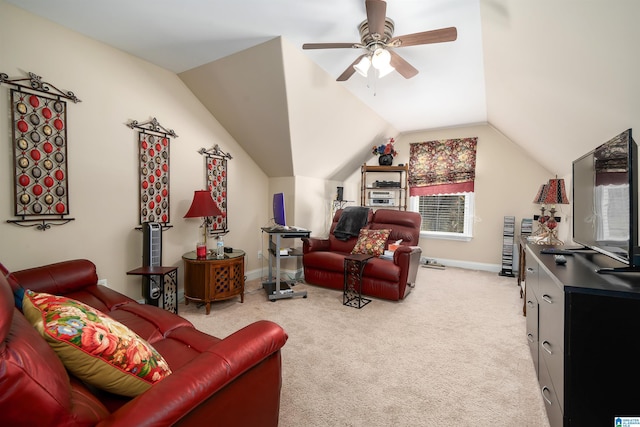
[409,137,477,196]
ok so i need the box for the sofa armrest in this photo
[394,246,422,288]
[97,320,288,427]
[301,237,331,254]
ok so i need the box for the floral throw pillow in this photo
[351,228,391,257]
[22,290,172,397]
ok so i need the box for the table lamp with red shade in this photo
[183,190,222,258]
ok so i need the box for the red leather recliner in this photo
[302,209,422,301]
[0,259,288,426]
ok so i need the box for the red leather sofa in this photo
[0,259,288,426]
[302,209,422,301]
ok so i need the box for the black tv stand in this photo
[524,243,640,426]
[566,245,594,252]
[597,265,640,274]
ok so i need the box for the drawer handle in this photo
[527,300,534,307]
[541,386,553,405]
[526,267,535,273]
[542,294,553,304]
[527,333,534,343]
[541,340,553,355]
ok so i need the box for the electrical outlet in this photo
[98,278,108,286]
[258,250,263,260]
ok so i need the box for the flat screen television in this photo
[572,128,640,273]
[273,193,286,226]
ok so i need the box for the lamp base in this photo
[534,229,564,246]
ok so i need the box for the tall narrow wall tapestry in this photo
[0,71,81,230]
[198,145,232,236]
[126,118,177,230]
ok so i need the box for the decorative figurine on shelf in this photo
[372,137,398,166]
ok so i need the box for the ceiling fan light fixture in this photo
[353,56,371,77]
[375,61,395,78]
[371,48,394,77]
[371,48,391,68]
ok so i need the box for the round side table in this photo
[182,249,245,315]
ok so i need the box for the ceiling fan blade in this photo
[389,27,457,48]
[389,50,419,79]
[303,43,360,50]
[365,0,387,39]
[337,54,367,81]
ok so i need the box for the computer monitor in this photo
[273,193,286,226]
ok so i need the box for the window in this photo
[410,192,474,241]
[408,137,477,241]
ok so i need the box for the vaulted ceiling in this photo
[7,0,640,180]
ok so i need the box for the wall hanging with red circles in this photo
[198,144,232,236]
[3,70,80,230]
[126,117,177,229]
[12,90,70,217]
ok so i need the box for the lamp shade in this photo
[371,48,395,77]
[533,184,548,204]
[183,190,222,218]
[542,178,569,205]
[353,56,371,77]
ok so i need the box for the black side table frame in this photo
[126,266,178,314]
[343,254,373,309]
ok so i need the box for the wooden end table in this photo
[182,250,245,315]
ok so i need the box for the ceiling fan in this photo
[302,0,457,81]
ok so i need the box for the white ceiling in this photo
[6,0,487,133]
[8,0,640,179]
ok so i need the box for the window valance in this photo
[409,137,477,196]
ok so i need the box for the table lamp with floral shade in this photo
[532,183,549,237]
[537,178,570,245]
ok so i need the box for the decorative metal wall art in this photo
[126,118,177,230]
[198,145,232,236]
[1,71,81,230]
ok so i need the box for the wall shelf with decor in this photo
[360,164,408,211]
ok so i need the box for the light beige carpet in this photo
[179,266,550,427]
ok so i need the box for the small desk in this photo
[261,227,310,301]
[343,254,373,309]
[126,266,178,314]
[182,250,245,315]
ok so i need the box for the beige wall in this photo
[0,3,269,299]
[397,124,553,268]
[342,124,553,269]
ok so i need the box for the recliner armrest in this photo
[301,237,330,254]
[97,320,288,427]
[394,246,422,288]
[393,245,422,262]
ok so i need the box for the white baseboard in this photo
[433,258,502,273]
